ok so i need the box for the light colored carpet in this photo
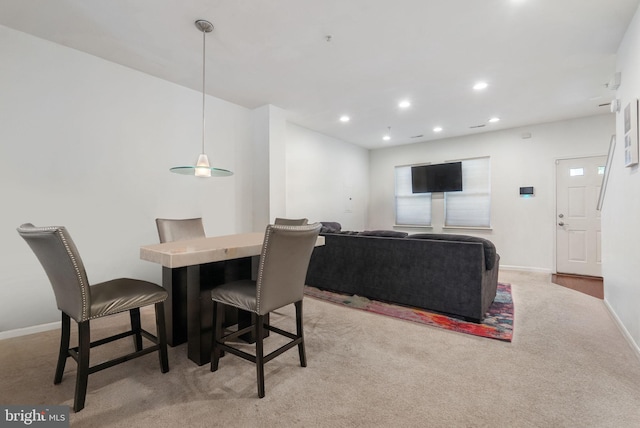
[1,270,640,427]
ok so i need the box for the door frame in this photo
[553,153,607,276]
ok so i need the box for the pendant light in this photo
[383,126,391,141]
[170,19,233,177]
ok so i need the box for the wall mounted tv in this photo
[411,162,463,193]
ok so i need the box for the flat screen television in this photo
[411,162,463,193]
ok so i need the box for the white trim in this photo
[603,299,640,363]
[554,153,608,162]
[445,155,492,163]
[442,226,493,231]
[0,321,60,341]
[499,265,552,274]
[393,225,433,230]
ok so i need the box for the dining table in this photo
[140,232,324,365]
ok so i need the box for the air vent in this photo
[411,134,424,138]
[469,124,486,129]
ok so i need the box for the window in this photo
[445,157,491,228]
[395,165,431,226]
[570,168,584,176]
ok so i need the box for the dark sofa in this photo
[305,229,500,322]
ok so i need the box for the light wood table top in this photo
[140,232,325,268]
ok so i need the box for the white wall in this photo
[286,123,369,231]
[252,105,273,230]
[369,114,614,272]
[252,105,289,230]
[602,3,640,352]
[0,25,254,332]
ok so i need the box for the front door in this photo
[555,156,606,277]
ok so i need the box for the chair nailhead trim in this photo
[255,223,319,314]
[255,228,271,314]
[56,228,89,321]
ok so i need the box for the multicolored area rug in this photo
[304,283,514,342]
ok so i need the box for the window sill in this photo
[442,226,493,231]
[393,224,433,229]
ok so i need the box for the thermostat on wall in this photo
[519,186,534,196]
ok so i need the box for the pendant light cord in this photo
[201,28,206,154]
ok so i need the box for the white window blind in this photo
[445,157,491,227]
[395,165,431,226]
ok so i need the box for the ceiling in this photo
[1,0,637,149]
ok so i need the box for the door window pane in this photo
[570,168,584,176]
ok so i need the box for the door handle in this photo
[558,222,565,226]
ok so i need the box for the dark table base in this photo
[162,257,258,365]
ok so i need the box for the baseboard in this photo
[0,321,60,341]
[603,298,640,363]
[499,265,552,274]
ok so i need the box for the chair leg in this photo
[54,312,71,384]
[130,308,143,352]
[211,301,224,372]
[155,302,169,373]
[256,315,265,398]
[295,301,307,367]
[74,320,90,413]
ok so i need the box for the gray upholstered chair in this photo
[155,217,205,243]
[17,224,169,412]
[210,222,321,398]
[274,217,308,226]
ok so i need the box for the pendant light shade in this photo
[170,19,233,177]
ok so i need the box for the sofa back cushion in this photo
[358,230,409,238]
[409,233,497,270]
[320,222,342,234]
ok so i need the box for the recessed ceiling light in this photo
[339,115,350,123]
[433,126,443,133]
[489,117,500,123]
[473,82,488,91]
[398,100,411,109]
